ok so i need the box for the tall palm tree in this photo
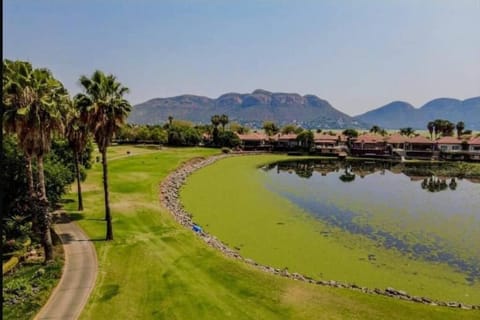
[219,114,229,132]
[76,70,131,241]
[66,98,90,211]
[427,121,435,140]
[456,121,465,137]
[3,60,68,262]
[369,125,381,134]
[3,60,36,196]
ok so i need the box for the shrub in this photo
[221,147,231,154]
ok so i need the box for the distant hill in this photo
[129,89,366,129]
[354,97,480,130]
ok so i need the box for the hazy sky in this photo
[3,0,480,115]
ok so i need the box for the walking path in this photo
[35,213,97,320]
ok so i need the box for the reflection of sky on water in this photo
[261,161,480,281]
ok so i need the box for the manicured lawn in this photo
[64,147,478,319]
[181,155,480,304]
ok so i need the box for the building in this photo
[467,136,480,161]
[436,136,466,160]
[313,132,348,156]
[405,135,436,160]
[236,132,271,151]
[272,133,299,151]
[350,133,389,157]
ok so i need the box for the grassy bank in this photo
[2,243,63,320]
[64,147,477,319]
[181,155,480,304]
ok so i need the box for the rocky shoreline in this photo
[159,153,479,311]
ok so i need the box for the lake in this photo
[181,155,480,303]
[262,159,480,283]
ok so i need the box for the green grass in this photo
[63,146,478,319]
[2,248,63,320]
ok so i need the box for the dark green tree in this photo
[76,70,132,241]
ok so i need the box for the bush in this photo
[221,147,231,154]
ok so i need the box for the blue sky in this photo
[3,0,480,115]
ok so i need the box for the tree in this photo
[76,70,132,241]
[399,127,415,137]
[3,60,68,262]
[263,121,279,136]
[219,114,229,132]
[369,125,382,134]
[432,119,455,137]
[456,121,465,137]
[230,122,250,134]
[281,124,298,135]
[342,128,358,138]
[211,115,221,145]
[168,115,173,127]
[427,121,435,139]
[217,131,240,148]
[296,130,314,151]
[66,98,90,211]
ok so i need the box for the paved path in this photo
[35,213,97,320]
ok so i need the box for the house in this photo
[436,136,466,160]
[312,132,348,156]
[272,133,299,151]
[405,135,436,159]
[467,136,480,161]
[236,132,271,151]
[350,133,389,157]
[385,133,408,150]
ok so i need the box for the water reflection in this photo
[261,159,480,282]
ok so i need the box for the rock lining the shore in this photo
[159,154,479,311]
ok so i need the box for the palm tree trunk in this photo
[38,154,47,201]
[101,149,113,241]
[26,155,35,196]
[37,154,54,263]
[74,152,84,211]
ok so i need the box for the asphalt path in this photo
[35,213,97,320]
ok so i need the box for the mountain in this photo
[354,97,480,130]
[129,89,366,129]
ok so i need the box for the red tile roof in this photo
[407,135,434,144]
[436,136,462,144]
[313,133,338,142]
[354,133,385,143]
[468,136,480,145]
[274,133,298,141]
[385,133,407,144]
[236,132,269,141]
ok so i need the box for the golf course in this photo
[63,146,478,319]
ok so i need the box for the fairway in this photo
[64,147,478,319]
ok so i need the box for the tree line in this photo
[2,60,131,263]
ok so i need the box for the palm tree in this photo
[66,98,90,211]
[427,121,435,139]
[456,121,465,137]
[168,115,173,127]
[76,70,131,241]
[219,114,229,132]
[211,115,221,145]
[3,60,68,262]
[369,125,381,134]
[399,127,415,137]
[3,60,36,196]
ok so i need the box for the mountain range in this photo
[354,97,480,130]
[129,90,480,130]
